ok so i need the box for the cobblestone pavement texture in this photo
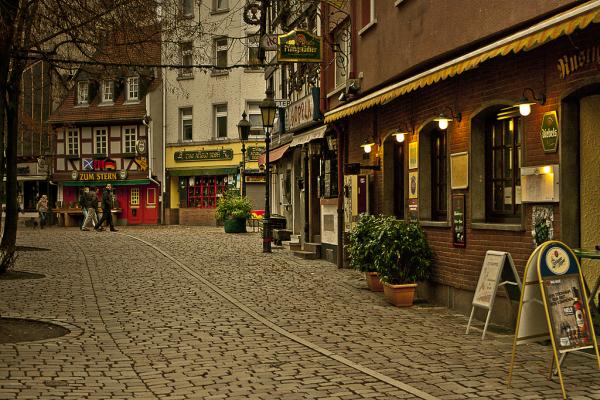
[0,226,597,400]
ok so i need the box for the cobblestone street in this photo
[0,226,598,399]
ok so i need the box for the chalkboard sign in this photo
[452,194,466,247]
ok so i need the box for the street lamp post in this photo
[259,88,277,253]
[237,111,251,197]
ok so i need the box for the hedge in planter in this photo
[374,217,433,306]
[216,194,252,233]
[346,214,384,291]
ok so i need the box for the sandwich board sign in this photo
[507,241,600,399]
[466,251,522,339]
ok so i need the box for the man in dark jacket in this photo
[95,184,118,232]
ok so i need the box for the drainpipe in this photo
[334,123,344,268]
[161,68,167,224]
[145,93,161,218]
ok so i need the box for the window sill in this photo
[210,9,229,16]
[419,220,450,228]
[471,222,524,232]
[327,85,346,99]
[93,154,108,159]
[75,104,89,108]
[358,19,378,36]
[98,102,114,107]
[177,74,194,81]
[211,70,229,77]
[124,100,141,105]
[243,67,264,73]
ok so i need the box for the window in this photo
[359,0,376,32]
[321,152,338,198]
[94,128,108,155]
[102,80,113,103]
[247,33,260,66]
[180,107,193,141]
[123,126,137,154]
[127,76,139,101]
[333,21,351,88]
[212,0,228,12]
[214,104,227,138]
[182,0,194,17]
[214,37,228,68]
[77,81,88,105]
[485,117,522,222]
[246,102,263,135]
[431,129,447,221]
[180,42,193,77]
[67,129,80,156]
[186,176,227,208]
[130,187,140,206]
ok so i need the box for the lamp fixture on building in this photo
[434,106,462,130]
[393,132,406,143]
[360,139,375,154]
[514,88,546,116]
[259,88,277,253]
[237,111,251,197]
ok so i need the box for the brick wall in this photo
[343,25,600,294]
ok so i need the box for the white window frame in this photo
[246,101,263,136]
[77,81,89,105]
[214,104,228,139]
[67,128,80,156]
[212,0,228,12]
[179,42,193,77]
[214,37,228,68]
[359,0,377,36]
[334,21,351,89]
[180,107,193,141]
[123,126,137,153]
[102,80,114,103]
[126,76,139,101]
[94,127,108,155]
[246,33,260,66]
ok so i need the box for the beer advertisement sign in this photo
[541,111,559,153]
[278,30,323,63]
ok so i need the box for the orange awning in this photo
[257,144,290,166]
[324,1,600,124]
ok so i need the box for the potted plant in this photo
[375,217,433,306]
[346,214,384,292]
[216,193,252,233]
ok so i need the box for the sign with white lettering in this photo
[541,111,559,153]
[174,149,233,162]
[286,88,321,131]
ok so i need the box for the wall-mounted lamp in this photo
[361,140,375,154]
[514,88,546,116]
[433,107,461,130]
[393,132,406,143]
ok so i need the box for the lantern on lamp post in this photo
[259,88,277,253]
[237,111,251,197]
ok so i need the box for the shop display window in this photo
[186,176,227,208]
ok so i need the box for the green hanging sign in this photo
[278,29,323,63]
[541,111,559,153]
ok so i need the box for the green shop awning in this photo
[64,179,153,187]
[168,167,239,177]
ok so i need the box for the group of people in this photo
[78,184,118,232]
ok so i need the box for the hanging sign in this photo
[466,251,521,339]
[174,149,233,162]
[541,111,559,153]
[508,241,600,400]
[452,194,466,247]
[278,29,323,63]
[246,146,265,161]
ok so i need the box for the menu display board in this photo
[452,194,465,247]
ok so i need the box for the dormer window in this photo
[102,80,114,103]
[77,81,89,105]
[127,76,139,101]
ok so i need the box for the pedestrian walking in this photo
[95,184,118,232]
[81,188,99,231]
[79,188,89,230]
[36,194,48,229]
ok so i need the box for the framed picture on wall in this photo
[408,141,418,169]
[450,152,469,189]
[409,171,418,199]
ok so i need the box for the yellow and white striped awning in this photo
[324,1,600,124]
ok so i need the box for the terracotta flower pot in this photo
[383,282,417,307]
[365,271,384,292]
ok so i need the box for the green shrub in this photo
[346,214,381,272]
[215,194,252,222]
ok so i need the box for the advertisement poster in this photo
[408,142,418,169]
[452,194,466,247]
[408,198,418,222]
[473,252,505,309]
[409,171,418,199]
